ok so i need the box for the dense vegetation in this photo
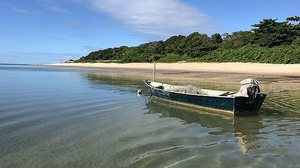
[75,16,300,64]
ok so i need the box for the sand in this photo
[48,62,300,91]
[50,62,300,76]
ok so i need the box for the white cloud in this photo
[37,0,69,13]
[86,0,216,37]
[47,5,69,13]
[12,7,29,14]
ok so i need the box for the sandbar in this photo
[48,62,300,91]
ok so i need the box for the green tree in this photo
[75,16,300,64]
[210,33,223,44]
[222,31,254,49]
[287,16,300,22]
[252,18,298,47]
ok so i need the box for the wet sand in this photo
[49,63,300,91]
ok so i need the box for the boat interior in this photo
[148,81,235,97]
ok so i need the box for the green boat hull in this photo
[144,80,267,115]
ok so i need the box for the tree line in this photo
[75,16,300,64]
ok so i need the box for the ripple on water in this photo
[1,66,300,168]
[262,91,300,115]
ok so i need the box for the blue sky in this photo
[0,0,299,64]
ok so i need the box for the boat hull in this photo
[144,80,267,115]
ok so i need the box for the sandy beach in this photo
[50,62,300,76]
[49,62,300,91]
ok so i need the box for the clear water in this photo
[0,65,299,168]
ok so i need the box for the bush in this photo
[159,53,191,62]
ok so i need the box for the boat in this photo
[144,78,268,115]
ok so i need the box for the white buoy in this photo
[137,89,142,95]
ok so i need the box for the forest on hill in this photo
[75,16,300,64]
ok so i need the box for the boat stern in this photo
[234,92,268,115]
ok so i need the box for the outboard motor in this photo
[235,78,260,103]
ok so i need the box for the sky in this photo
[0,0,299,64]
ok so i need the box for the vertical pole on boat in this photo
[153,59,156,82]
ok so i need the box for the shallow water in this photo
[0,65,299,168]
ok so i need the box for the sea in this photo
[0,64,299,168]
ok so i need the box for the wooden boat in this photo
[144,79,267,115]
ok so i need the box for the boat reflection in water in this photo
[233,116,264,154]
[146,98,264,154]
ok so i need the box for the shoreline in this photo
[49,62,300,76]
[48,62,300,91]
